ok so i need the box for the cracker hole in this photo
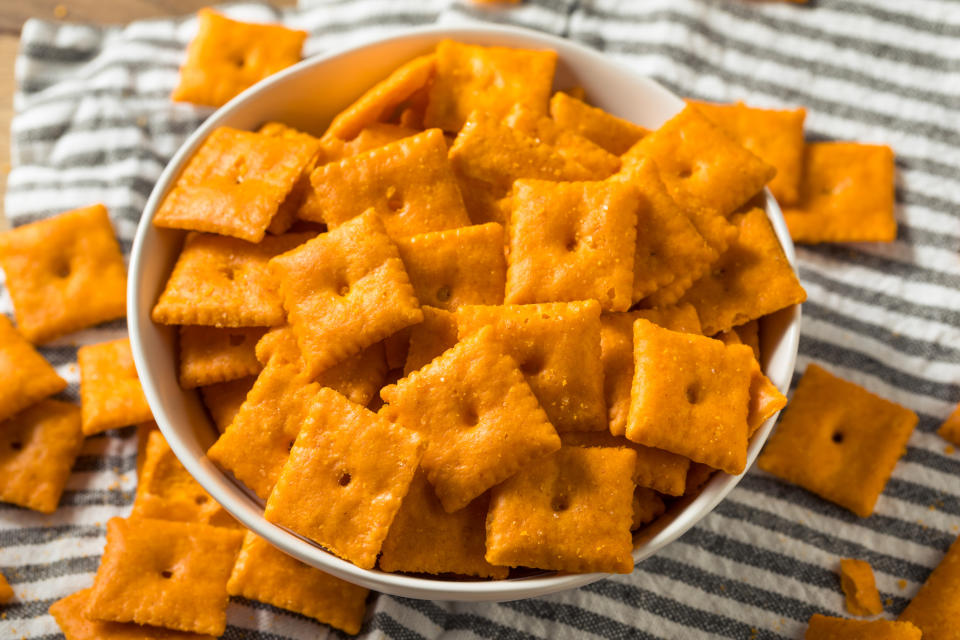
[338,284,351,296]
[385,186,403,211]
[10,441,23,451]
[160,570,173,579]
[685,383,701,404]
[678,166,693,179]
[551,495,569,512]
[832,431,844,444]
[565,237,578,252]
[53,259,71,279]
[195,495,208,505]
[436,286,452,303]
[606,287,617,301]
[463,405,479,427]
[220,266,236,281]
[520,355,543,376]
[338,472,352,487]
[228,334,246,347]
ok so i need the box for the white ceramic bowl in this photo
[128,24,801,602]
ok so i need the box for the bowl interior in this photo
[129,24,800,602]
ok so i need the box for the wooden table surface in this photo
[0,0,293,225]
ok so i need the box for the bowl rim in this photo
[128,22,801,602]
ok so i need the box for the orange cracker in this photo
[50,588,216,640]
[485,445,636,574]
[601,305,705,435]
[379,470,509,579]
[424,39,556,132]
[154,127,320,243]
[454,300,606,432]
[324,53,436,141]
[0,570,12,604]
[200,376,255,433]
[451,110,594,193]
[152,231,312,327]
[505,179,639,312]
[612,156,717,303]
[678,207,807,336]
[748,369,787,440]
[207,360,320,500]
[549,91,648,155]
[381,326,561,512]
[805,615,921,640]
[632,487,666,530]
[303,129,471,240]
[690,100,806,206]
[404,306,459,375]
[264,387,425,569]
[839,558,884,617]
[133,430,236,528]
[938,403,960,447]
[757,363,918,517]
[255,325,388,406]
[899,533,960,636]
[178,325,264,389]
[0,314,66,423]
[396,223,506,311]
[0,203,126,344]
[227,530,369,634]
[87,517,243,636]
[560,430,690,496]
[78,338,153,436]
[784,142,897,243]
[269,210,423,377]
[627,319,755,475]
[505,104,620,179]
[172,9,306,107]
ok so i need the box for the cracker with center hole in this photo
[79,338,152,436]
[454,301,606,432]
[396,223,506,311]
[200,375,255,433]
[784,142,897,243]
[505,179,639,312]
[0,204,126,344]
[549,92,648,155]
[207,360,321,499]
[632,487,666,530]
[505,104,620,178]
[0,570,12,604]
[611,156,717,303]
[227,530,370,634]
[87,517,243,636]
[379,470,508,579]
[50,588,216,640]
[424,39,556,132]
[627,319,754,475]
[133,430,237,528]
[178,326,264,389]
[899,533,960,637]
[485,446,636,574]
[269,211,422,377]
[152,231,313,327]
[258,122,323,235]
[839,558,883,617]
[154,127,320,242]
[0,315,66,423]
[678,207,806,336]
[303,129,471,240]
[255,325,388,406]
[689,100,806,206]
[938,403,960,447]
[404,306,459,375]
[324,53,436,141]
[757,363,918,517]
[560,431,690,496]
[171,9,306,108]
[748,359,787,438]
[805,615,921,640]
[264,387,425,569]
[381,326,561,512]
[601,306,703,436]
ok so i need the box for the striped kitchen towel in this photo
[2,0,960,638]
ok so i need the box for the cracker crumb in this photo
[898,579,907,589]
[53,4,68,19]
